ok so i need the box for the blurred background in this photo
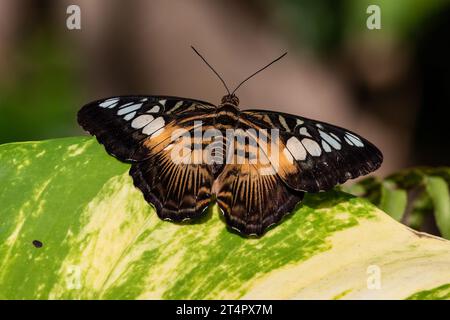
[0,0,449,177]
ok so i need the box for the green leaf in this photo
[346,167,450,239]
[425,176,450,239]
[407,283,450,300]
[1,137,450,299]
[379,181,407,221]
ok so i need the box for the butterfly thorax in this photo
[217,103,240,114]
[216,96,241,130]
[216,94,240,123]
[217,94,240,115]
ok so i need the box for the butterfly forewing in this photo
[242,110,383,192]
[77,96,215,162]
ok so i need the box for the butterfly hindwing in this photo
[129,152,214,221]
[214,162,304,236]
[242,110,383,192]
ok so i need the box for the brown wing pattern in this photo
[130,152,214,221]
[214,161,303,235]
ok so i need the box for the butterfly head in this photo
[221,94,240,106]
[191,46,287,110]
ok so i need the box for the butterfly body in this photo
[78,94,382,236]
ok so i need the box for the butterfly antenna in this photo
[191,46,231,95]
[231,52,287,95]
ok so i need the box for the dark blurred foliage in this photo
[343,167,450,239]
[0,1,85,142]
[0,32,83,141]
[414,5,450,166]
[245,0,345,53]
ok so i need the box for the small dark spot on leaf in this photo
[32,240,43,248]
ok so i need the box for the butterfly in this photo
[77,48,382,236]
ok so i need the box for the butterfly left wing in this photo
[241,109,383,192]
[129,144,215,222]
[78,95,218,221]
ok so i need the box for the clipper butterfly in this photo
[77,49,382,236]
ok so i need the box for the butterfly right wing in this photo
[242,109,383,192]
[214,159,304,236]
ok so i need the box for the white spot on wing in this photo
[147,105,160,113]
[143,117,165,136]
[131,115,154,129]
[322,140,332,152]
[346,132,361,140]
[123,111,136,121]
[344,136,354,146]
[299,127,312,137]
[117,103,142,116]
[319,130,341,150]
[286,137,306,160]
[347,135,364,147]
[345,132,364,147]
[118,102,133,108]
[283,147,294,163]
[296,119,304,126]
[302,138,322,157]
[99,98,119,108]
[330,132,341,142]
[168,101,183,114]
[151,127,165,138]
[279,115,291,132]
[159,99,166,106]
